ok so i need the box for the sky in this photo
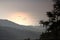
[0,0,53,26]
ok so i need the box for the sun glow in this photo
[7,12,34,26]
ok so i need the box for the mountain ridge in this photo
[0,19,42,32]
[0,19,40,40]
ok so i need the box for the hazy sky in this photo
[0,0,53,26]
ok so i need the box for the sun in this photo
[7,12,34,26]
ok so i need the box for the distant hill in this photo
[0,19,25,29]
[0,19,45,32]
[0,19,40,40]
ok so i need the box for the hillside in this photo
[0,19,40,40]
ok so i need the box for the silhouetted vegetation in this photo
[24,0,60,40]
[39,0,60,40]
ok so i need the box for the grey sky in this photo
[0,0,53,26]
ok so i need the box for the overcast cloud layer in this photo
[0,0,53,26]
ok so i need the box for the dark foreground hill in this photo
[0,19,40,40]
[0,26,40,40]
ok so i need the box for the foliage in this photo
[39,0,60,40]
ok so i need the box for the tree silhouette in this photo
[39,0,60,40]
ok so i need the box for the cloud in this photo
[0,0,53,26]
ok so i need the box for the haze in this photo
[0,0,53,26]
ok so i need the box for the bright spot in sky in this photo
[7,12,35,26]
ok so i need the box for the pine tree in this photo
[39,0,60,40]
